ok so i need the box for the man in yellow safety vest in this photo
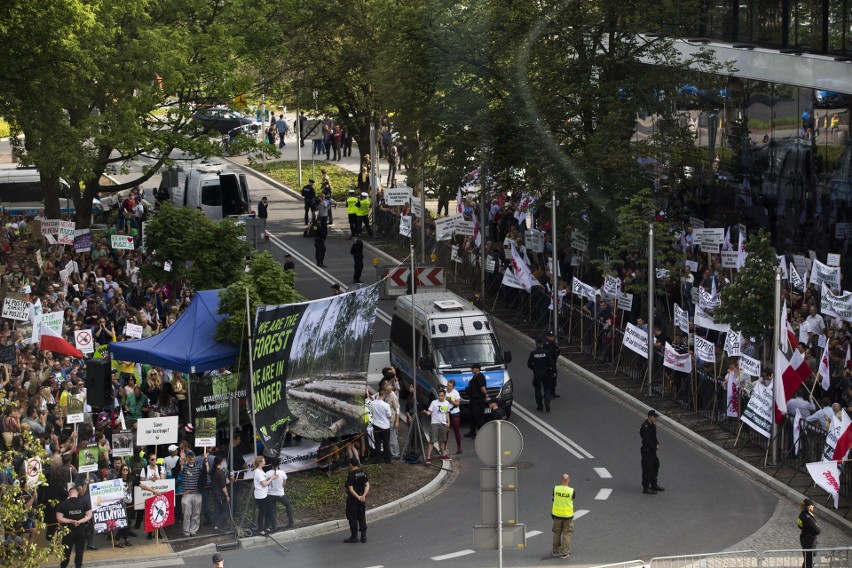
[551,473,575,559]
[357,192,372,238]
[346,189,360,239]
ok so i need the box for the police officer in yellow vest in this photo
[551,473,575,559]
[346,189,360,239]
[357,192,373,238]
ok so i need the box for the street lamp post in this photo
[312,90,318,182]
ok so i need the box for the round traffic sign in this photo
[147,494,171,529]
[475,420,523,467]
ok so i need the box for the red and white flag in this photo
[793,408,803,455]
[805,461,841,509]
[40,318,83,358]
[845,343,851,370]
[774,348,812,424]
[456,188,464,215]
[822,410,852,462]
[818,349,831,391]
[509,243,538,292]
[722,228,732,251]
[736,231,747,269]
[781,301,798,353]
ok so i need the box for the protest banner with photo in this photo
[739,353,761,377]
[145,490,176,533]
[253,285,379,448]
[384,186,412,206]
[399,215,412,237]
[2,296,30,321]
[616,291,633,312]
[694,335,716,364]
[111,430,134,457]
[78,444,100,473]
[694,306,730,333]
[74,229,92,253]
[66,396,85,424]
[820,284,852,322]
[134,479,175,511]
[809,259,841,290]
[740,381,773,439]
[192,371,248,430]
[58,221,75,246]
[136,416,179,446]
[90,479,127,533]
[622,323,649,359]
[663,342,692,373]
[110,235,134,250]
[194,417,217,448]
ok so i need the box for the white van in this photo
[389,291,513,415]
[158,161,251,219]
[0,168,74,215]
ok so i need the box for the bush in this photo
[257,161,358,201]
[0,119,11,139]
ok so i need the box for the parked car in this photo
[191,106,259,135]
[814,90,852,109]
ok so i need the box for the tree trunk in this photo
[73,180,98,229]
[357,121,371,160]
[41,174,62,219]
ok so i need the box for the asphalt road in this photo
[163,165,779,568]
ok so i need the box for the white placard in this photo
[435,216,457,241]
[454,220,475,236]
[485,256,496,274]
[689,217,704,229]
[685,260,698,272]
[622,323,649,359]
[163,261,172,272]
[525,230,544,253]
[721,251,739,269]
[134,479,175,511]
[124,323,143,339]
[399,215,412,237]
[694,306,730,333]
[410,196,422,218]
[827,253,841,267]
[2,297,31,321]
[75,329,94,354]
[616,291,633,311]
[384,186,412,206]
[739,353,761,377]
[136,416,179,446]
[836,223,849,240]
[58,221,75,245]
[570,229,588,252]
[40,311,63,336]
[793,255,808,274]
[663,342,692,372]
[111,235,135,250]
[40,220,60,237]
[740,381,773,439]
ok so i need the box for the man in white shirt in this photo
[805,306,826,335]
[266,457,294,530]
[370,393,393,464]
[422,389,451,464]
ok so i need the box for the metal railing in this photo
[649,550,760,568]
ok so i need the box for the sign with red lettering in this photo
[144,490,175,532]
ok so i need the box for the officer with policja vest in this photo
[551,473,575,559]
[346,189,360,239]
[357,192,373,237]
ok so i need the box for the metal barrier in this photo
[761,547,852,568]
[590,561,647,568]
[649,550,760,568]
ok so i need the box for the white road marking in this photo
[595,488,612,500]
[594,467,612,479]
[525,530,543,538]
[512,404,595,459]
[363,566,384,568]
[431,550,476,561]
[574,509,589,519]
[268,233,598,462]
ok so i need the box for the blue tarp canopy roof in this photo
[108,289,240,373]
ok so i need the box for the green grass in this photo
[285,463,384,510]
[256,161,358,201]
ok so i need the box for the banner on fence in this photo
[809,259,841,290]
[739,353,761,377]
[820,283,852,322]
[740,381,773,439]
[622,323,648,359]
[694,335,716,364]
[663,342,692,373]
[694,306,730,333]
[674,303,689,334]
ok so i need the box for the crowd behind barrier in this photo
[372,193,852,510]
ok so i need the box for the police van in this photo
[157,160,251,220]
[389,291,513,416]
[0,168,75,215]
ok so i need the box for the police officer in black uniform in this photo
[343,458,370,543]
[56,483,93,568]
[544,331,561,398]
[640,410,665,494]
[528,338,555,412]
[464,363,488,438]
[486,397,507,421]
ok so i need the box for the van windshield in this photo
[431,336,502,370]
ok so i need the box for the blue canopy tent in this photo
[108,289,240,373]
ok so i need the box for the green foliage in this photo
[216,251,302,350]
[140,202,250,291]
[0,119,10,139]
[258,162,358,201]
[285,463,383,510]
[715,229,777,338]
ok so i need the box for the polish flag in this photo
[456,188,463,215]
[781,301,798,353]
[818,350,831,391]
[510,243,539,292]
[40,320,84,358]
[774,348,812,424]
[845,344,851,370]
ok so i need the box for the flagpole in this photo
[648,223,654,397]
[551,193,558,338]
[771,268,782,465]
[245,287,258,463]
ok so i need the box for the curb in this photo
[491,319,852,537]
[180,461,455,556]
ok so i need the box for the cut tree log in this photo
[287,389,363,420]
[302,381,367,398]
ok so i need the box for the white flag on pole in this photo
[805,461,841,509]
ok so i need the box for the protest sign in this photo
[685,260,698,272]
[622,323,649,359]
[410,196,422,218]
[110,235,134,250]
[399,215,411,237]
[66,396,85,424]
[124,323,143,339]
[74,229,92,252]
[58,221,75,246]
[454,219,475,236]
[570,229,588,252]
[434,216,457,241]
[75,329,94,354]
[78,444,100,473]
[810,259,841,290]
[674,303,689,334]
[194,417,217,448]
[571,277,595,301]
[40,220,60,237]
[603,275,621,297]
[827,253,841,267]
[384,186,412,206]
[0,345,16,366]
[616,291,633,312]
[136,416,179,446]
[694,335,716,364]
[694,306,730,333]
[836,223,849,240]
[739,353,761,377]
[278,440,321,473]
[485,256,496,274]
[25,457,41,488]
[806,462,841,509]
[144,490,176,532]
[135,480,174,511]
[740,381,772,439]
[792,255,808,275]
[525,230,544,253]
[663,342,692,373]
[689,216,704,229]
[90,479,127,533]
[2,296,30,321]
[820,283,852,322]
[724,331,741,357]
[111,430,134,458]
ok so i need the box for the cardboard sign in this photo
[74,229,92,252]
[410,196,422,218]
[194,417,216,448]
[90,479,127,533]
[570,229,588,252]
[75,329,94,354]
[78,444,100,474]
[721,251,739,269]
[58,221,75,245]
[2,297,30,321]
[110,235,134,250]
[827,253,841,267]
[134,479,175,511]
[384,186,412,206]
[124,323,143,339]
[136,416,179,446]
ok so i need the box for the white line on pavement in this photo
[431,550,476,561]
[594,488,612,500]
[363,565,385,568]
[594,467,612,479]
[574,509,589,519]
[525,530,543,538]
[512,404,595,459]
